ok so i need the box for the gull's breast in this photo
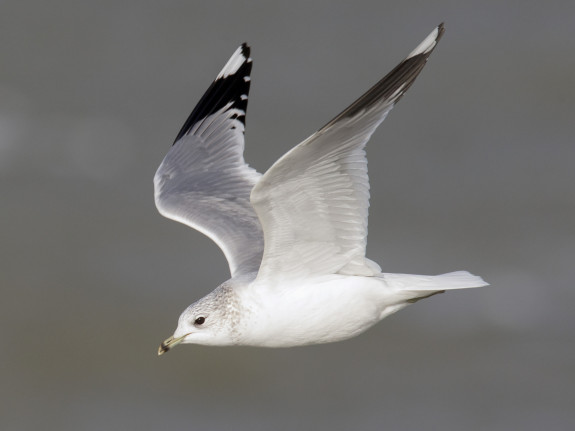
[239,275,393,347]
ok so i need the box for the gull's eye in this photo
[194,316,206,325]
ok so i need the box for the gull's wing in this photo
[251,25,445,283]
[154,44,264,278]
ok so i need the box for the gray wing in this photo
[154,44,264,278]
[251,25,444,283]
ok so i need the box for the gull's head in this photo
[158,285,238,355]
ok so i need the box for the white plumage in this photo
[154,24,488,354]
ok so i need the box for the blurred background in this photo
[1,1,574,430]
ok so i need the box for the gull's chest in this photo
[239,276,388,347]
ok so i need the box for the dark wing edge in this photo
[320,23,444,131]
[173,43,252,144]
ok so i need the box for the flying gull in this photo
[154,23,487,354]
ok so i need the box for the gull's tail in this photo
[383,271,488,292]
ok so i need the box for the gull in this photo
[155,23,487,355]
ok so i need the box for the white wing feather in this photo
[251,25,445,283]
[154,44,264,278]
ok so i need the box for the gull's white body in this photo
[235,275,409,347]
[170,271,482,348]
[154,24,487,353]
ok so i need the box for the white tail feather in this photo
[383,271,488,291]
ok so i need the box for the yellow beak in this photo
[158,334,187,356]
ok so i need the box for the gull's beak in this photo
[158,334,186,356]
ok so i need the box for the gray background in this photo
[2,1,574,430]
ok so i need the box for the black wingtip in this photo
[320,25,445,129]
[240,42,250,58]
[173,44,253,144]
[437,23,445,42]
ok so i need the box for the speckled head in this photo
[158,281,245,355]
